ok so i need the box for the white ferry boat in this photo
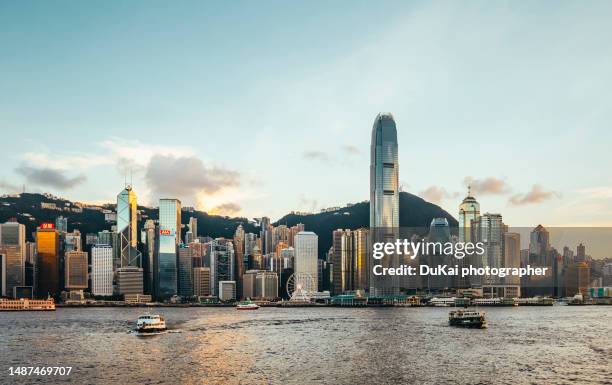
[430,297,456,307]
[135,314,167,335]
[472,297,518,306]
[236,299,259,310]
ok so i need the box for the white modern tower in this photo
[91,244,114,296]
[294,231,318,292]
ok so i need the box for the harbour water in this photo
[1,306,610,384]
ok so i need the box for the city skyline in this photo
[1,1,612,226]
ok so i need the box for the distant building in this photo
[503,232,521,298]
[0,253,6,296]
[527,225,553,297]
[178,244,195,298]
[294,231,318,292]
[64,230,82,253]
[117,186,141,267]
[207,238,234,296]
[332,229,352,295]
[142,219,156,295]
[55,216,68,233]
[188,217,198,239]
[116,267,144,296]
[233,225,245,299]
[458,188,480,243]
[471,213,504,286]
[36,225,60,298]
[219,280,236,301]
[529,225,550,266]
[91,245,113,296]
[255,271,278,300]
[565,262,590,297]
[64,251,88,290]
[353,228,369,293]
[370,113,399,296]
[156,198,181,300]
[603,263,612,287]
[243,270,258,299]
[193,267,211,297]
[0,222,26,297]
[576,243,586,262]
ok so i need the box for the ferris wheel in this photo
[286,272,315,301]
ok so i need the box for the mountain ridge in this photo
[0,191,457,257]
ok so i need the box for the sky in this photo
[1,0,611,226]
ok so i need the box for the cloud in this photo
[341,145,360,155]
[303,151,331,162]
[419,186,459,204]
[298,194,318,213]
[463,176,511,196]
[209,202,241,216]
[145,154,240,204]
[21,151,111,171]
[509,184,556,205]
[99,138,195,176]
[15,165,86,189]
[0,180,21,194]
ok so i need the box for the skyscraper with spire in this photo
[116,185,141,267]
[458,186,480,243]
[370,113,399,229]
[369,112,399,296]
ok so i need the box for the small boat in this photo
[449,309,487,329]
[236,299,259,310]
[135,314,167,335]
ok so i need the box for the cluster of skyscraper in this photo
[0,112,602,303]
[0,184,323,303]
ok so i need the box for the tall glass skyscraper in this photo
[117,186,140,267]
[369,113,399,296]
[458,187,480,243]
[156,198,181,300]
[370,113,399,229]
